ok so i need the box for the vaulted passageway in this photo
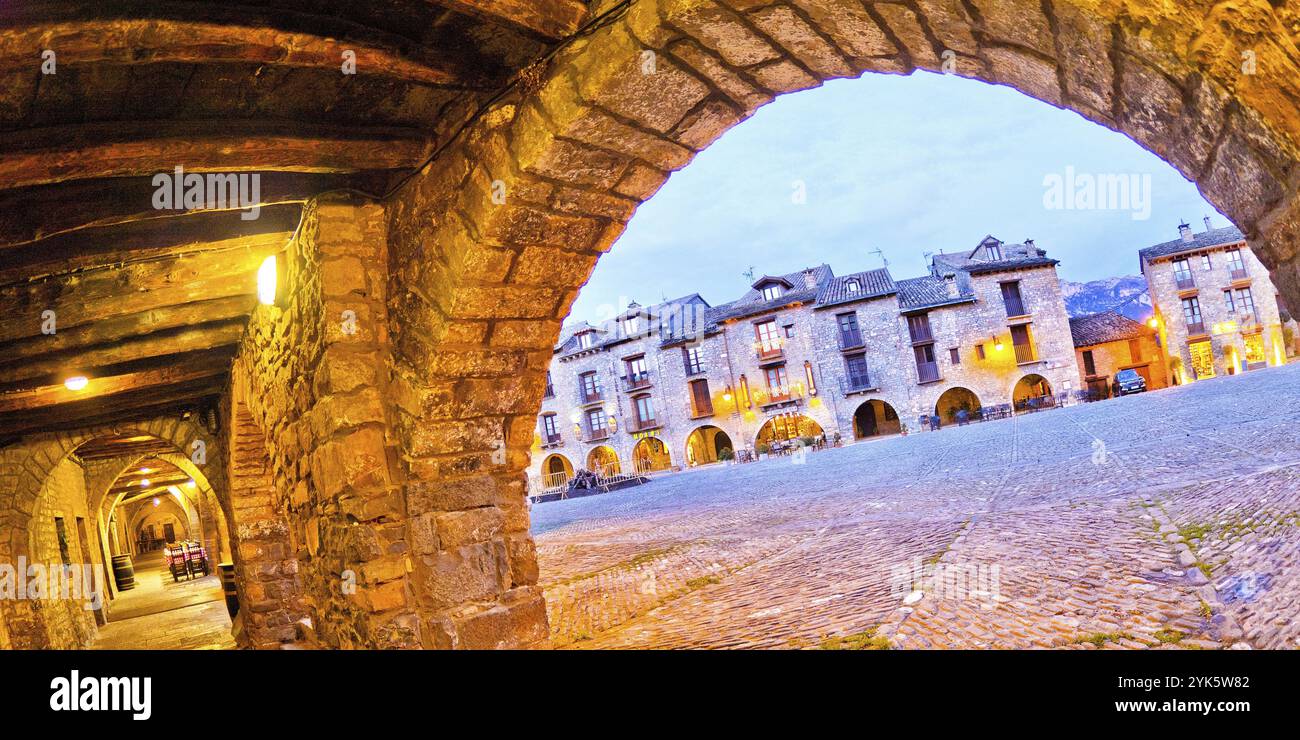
[4,0,1300,648]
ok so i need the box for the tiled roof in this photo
[896,276,972,311]
[1139,225,1245,262]
[931,239,1056,275]
[961,256,1058,274]
[735,264,833,303]
[555,294,709,353]
[815,268,896,307]
[1069,311,1150,347]
[705,287,820,323]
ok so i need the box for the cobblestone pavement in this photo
[532,363,1300,649]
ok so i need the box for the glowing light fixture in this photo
[257,254,277,306]
[152,497,160,507]
[140,467,152,474]
[992,336,1005,352]
[1147,317,1159,329]
[186,479,197,489]
[140,478,151,488]
[64,376,88,391]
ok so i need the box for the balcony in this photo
[541,433,563,449]
[916,361,940,384]
[583,428,611,443]
[1003,298,1027,317]
[839,373,876,395]
[1175,274,1196,291]
[908,325,934,344]
[578,387,604,405]
[620,373,652,392]
[1013,343,1037,364]
[1230,267,1250,282]
[543,385,555,399]
[1186,321,1207,336]
[838,329,864,350]
[627,417,662,433]
[756,342,784,363]
[684,362,706,377]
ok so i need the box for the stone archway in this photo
[233,0,1300,648]
[541,454,575,491]
[632,436,673,473]
[853,399,901,439]
[1013,373,1055,410]
[0,417,226,649]
[935,387,982,423]
[685,425,734,465]
[756,414,825,449]
[587,445,621,474]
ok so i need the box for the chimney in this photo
[803,268,816,289]
[943,274,959,298]
[1178,222,1193,243]
[1203,215,1213,232]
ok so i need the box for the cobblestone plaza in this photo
[534,362,1300,649]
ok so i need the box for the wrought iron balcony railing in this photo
[839,373,876,394]
[620,373,652,392]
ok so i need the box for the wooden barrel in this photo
[218,562,239,619]
[111,554,135,591]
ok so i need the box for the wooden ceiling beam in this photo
[0,204,298,277]
[0,294,254,363]
[0,242,282,341]
[0,384,223,438]
[0,120,433,191]
[0,323,244,388]
[75,438,176,461]
[0,5,501,87]
[430,0,587,39]
[0,172,392,249]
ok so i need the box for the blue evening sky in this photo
[568,71,1221,323]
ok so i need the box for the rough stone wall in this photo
[28,457,97,649]
[811,295,916,436]
[713,302,842,448]
[1146,241,1286,380]
[231,194,410,648]
[910,267,1082,414]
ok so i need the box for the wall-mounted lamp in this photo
[64,376,88,391]
[804,361,817,396]
[257,254,278,306]
[992,335,1004,352]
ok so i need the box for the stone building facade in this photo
[1141,222,1288,384]
[1068,311,1170,397]
[530,237,1083,490]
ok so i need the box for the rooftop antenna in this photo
[742,265,756,282]
[869,248,890,268]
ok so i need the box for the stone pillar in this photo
[232,194,418,648]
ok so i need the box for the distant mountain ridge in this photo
[1060,275,1152,321]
